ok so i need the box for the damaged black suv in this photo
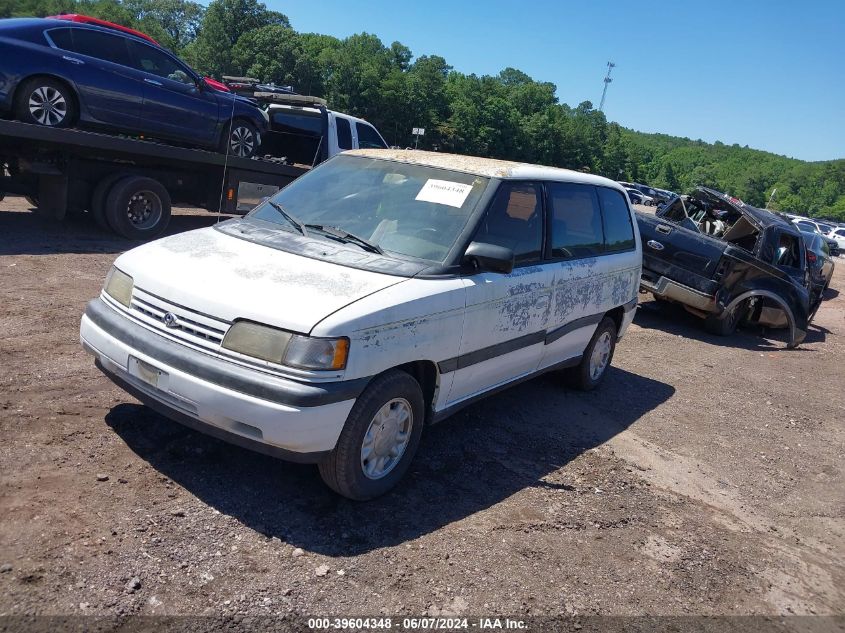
[636,187,811,348]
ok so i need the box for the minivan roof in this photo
[344,149,624,188]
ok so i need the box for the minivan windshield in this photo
[248,155,489,262]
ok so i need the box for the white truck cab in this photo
[260,96,388,167]
[80,150,642,499]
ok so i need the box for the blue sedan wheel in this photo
[16,78,78,128]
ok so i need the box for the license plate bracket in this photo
[128,356,167,390]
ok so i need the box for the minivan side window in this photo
[474,182,543,265]
[56,28,131,67]
[128,40,194,85]
[547,182,604,259]
[356,122,387,149]
[335,117,353,150]
[597,187,636,253]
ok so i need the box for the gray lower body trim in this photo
[438,308,613,375]
[545,313,603,345]
[85,298,371,407]
[98,361,328,464]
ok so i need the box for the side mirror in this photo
[462,241,514,275]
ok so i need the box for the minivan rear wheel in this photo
[567,317,618,391]
[318,370,424,500]
[15,77,78,128]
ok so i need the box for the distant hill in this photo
[618,130,845,220]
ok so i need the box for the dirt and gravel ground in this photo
[0,197,843,621]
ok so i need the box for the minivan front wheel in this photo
[319,370,424,500]
[222,120,259,158]
[16,78,77,128]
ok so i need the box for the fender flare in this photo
[723,290,805,348]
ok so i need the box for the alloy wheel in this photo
[28,86,67,126]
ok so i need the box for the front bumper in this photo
[80,298,361,461]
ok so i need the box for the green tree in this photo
[184,0,288,76]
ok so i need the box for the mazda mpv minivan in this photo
[80,150,642,499]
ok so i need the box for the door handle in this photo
[144,78,163,86]
[656,224,672,235]
[647,240,665,251]
[62,55,84,65]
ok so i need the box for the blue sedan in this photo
[0,18,268,157]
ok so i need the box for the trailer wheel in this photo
[91,173,130,232]
[104,176,171,240]
[15,77,78,128]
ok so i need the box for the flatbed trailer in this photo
[0,119,310,239]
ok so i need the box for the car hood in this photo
[113,227,408,334]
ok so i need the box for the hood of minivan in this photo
[113,227,408,334]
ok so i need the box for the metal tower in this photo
[599,61,616,112]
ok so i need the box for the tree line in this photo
[4,0,844,221]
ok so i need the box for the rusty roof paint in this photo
[343,149,624,189]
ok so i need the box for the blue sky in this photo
[270,0,845,162]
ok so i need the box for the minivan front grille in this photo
[129,288,229,351]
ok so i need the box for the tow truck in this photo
[0,90,387,239]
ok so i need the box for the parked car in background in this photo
[792,218,840,256]
[625,187,653,206]
[0,18,268,157]
[80,150,641,499]
[800,231,835,318]
[828,226,845,253]
[637,187,811,347]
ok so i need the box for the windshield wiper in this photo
[266,201,307,236]
[305,224,384,255]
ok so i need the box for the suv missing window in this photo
[80,150,641,499]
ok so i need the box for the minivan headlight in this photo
[104,267,133,308]
[221,320,349,371]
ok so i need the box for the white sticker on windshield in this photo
[415,179,473,208]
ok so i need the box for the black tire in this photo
[15,77,78,128]
[220,119,260,158]
[91,173,130,232]
[703,300,746,336]
[318,370,425,500]
[104,176,171,240]
[567,317,618,391]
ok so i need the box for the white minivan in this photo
[80,150,642,499]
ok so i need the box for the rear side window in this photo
[474,182,543,264]
[270,110,322,136]
[335,117,353,150]
[46,28,74,50]
[62,28,131,67]
[547,183,604,259]
[597,187,636,252]
[356,122,387,149]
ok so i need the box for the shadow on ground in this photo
[0,201,228,256]
[106,366,673,556]
[634,299,826,349]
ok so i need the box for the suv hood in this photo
[113,227,408,334]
